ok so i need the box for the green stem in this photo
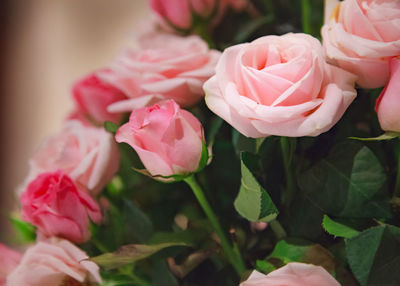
[280,137,296,207]
[91,237,109,253]
[184,175,246,276]
[269,219,287,240]
[120,265,151,286]
[301,0,312,34]
[194,22,216,49]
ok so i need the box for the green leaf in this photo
[152,260,178,286]
[299,142,390,218]
[234,152,278,222]
[232,130,257,155]
[266,239,336,274]
[10,215,36,243]
[345,225,400,286]
[349,131,400,141]
[256,260,276,274]
[104,121,119,134]
[121,200,153,243]
[322,215,360,239]
[92,242,189,270]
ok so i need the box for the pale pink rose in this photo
[322,0,400,88]
[250,222,268,232]
[71,72,127,125]
[115,100,204,176]
[7,238,101,286]
[150,0,217,30]
[0,244,21,286]
[204,33,357,138]
[375,57,400,132]
[98,33,220,113]
[25,120,120,196]
[21,171,102,243]
[240,263,340,286]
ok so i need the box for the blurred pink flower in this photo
[0,244,21,286]
[21,171,102,243]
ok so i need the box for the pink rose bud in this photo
[25,120,120,196]
[250,221,268,232]
[150,0,217,30]
[240,263,340,286]
[71,72,127,125]
[115,100,205,177]
[322,0,400,88]
[7,238,101,286]
[375,57,400,132]
[21,171,102,243]
[98,33,220,113]
[0,244,21,286]
[204,33,357,138]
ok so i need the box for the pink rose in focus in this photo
[115,100,205,177]
[98,33,220,113]
[240,263,340,286]
[21,171,102,243]
[71,72,127,125]
[375,57,400,132]
[322,0,400,88]
[0,244,21,286]
[204,33,357,138]
[7,238,101,286]
[26,120,120,196]
[150,0,217,30]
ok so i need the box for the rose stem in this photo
[184,174,246,276]
[301,0,312,35]
[280,136,296,207]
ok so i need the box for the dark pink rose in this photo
[21,171,102,243]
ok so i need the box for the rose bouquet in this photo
[2,0,400,285]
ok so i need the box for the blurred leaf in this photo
[349,132,400,141]
[149,231,198,246]
[206,117,223,147]
[92,242,189,270]
[345,225,400,286]
[121,199,153,243]
[322,215,360,239]
[10,215,36,243]
[152,260,179,286]
[232,130,257,155]
[256,260,276,274]
[299,142,391,218]
[234,152,278,222]
[233,15,275,44]
[266,239,336,274]
[104,121,119,134]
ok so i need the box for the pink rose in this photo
[150,0,217,30]
[71,72,127,125]
[322,0,400,88]
[7,238,101,286]
[26,120,120,196]
[98,33,220,113]
[240,263,340,286]
[375,57,400,132]
[0,244,21,286]
[115,100,205,177]
[204,33,357,138]
[21,171,102,243]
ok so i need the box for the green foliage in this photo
[10,215,36,243]
[104,121,119,134]
[322,215,360,239]
[92,242,190,270]
[345,225,400,286]
[234,152,278,222]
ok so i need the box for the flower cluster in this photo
[1,0,400,285]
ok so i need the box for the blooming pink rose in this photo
[240,263,340,286]
[7,238,101,286]
[115,100,204,177]
[322,0,400,88]
[0,244,21,286]
[375,57,400,132]
[150,0,217,30]
[204,33,357,138]
[71,72,127,125]
[26,120,120,196]
[21,171,102,243]
[98,33,220,113]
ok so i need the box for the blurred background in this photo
[0,0,148,240]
